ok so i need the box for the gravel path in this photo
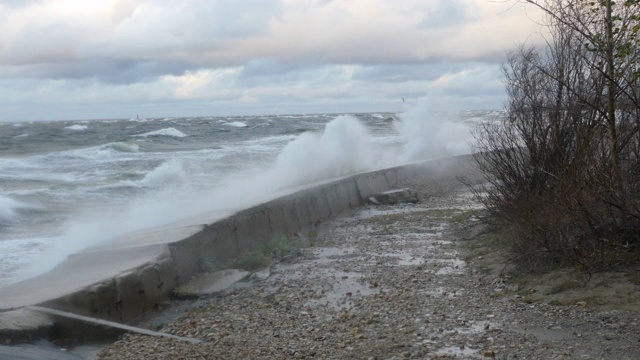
[98,174,640,359]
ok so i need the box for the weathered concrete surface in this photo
[0,340,96,360]
[172,269,250,299]
[27,306,201,343]
[0,155,473,337]
[0,308,53,342]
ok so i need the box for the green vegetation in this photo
[202,235,306,272]
[450,210,474,224]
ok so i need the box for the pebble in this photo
[98,172,640,359]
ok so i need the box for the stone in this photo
[369,188,419,205]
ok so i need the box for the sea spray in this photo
[270,115,376,188]
[13,115,381,280]
[396,98,474,162]
[9,110,478,284]
[0,195,25,224]
[13,159,191,281]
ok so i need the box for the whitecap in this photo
[127,159,186,189]
[65,124,88,131]
[107,141,140,153]
[134,127,188,138]
[0,195,33,223]
[222,121,248,128]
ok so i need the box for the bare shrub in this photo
[474,0,640,274]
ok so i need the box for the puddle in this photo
[397,255,424,266]
[434,345,481,358]
[511,325,575,341]
[424,286,464,298]
[267,247,379,309]
[455,321,498,334]
[304,270,378,309]
[434,258,466,275]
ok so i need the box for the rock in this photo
[246,266,272,282]
[369,188,419,205]
[484,350,496,357]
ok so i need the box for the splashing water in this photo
[7,107,480,284]
[397,98,474,162]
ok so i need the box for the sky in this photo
[0,0,547,122]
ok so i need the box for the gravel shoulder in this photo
[97,171,640,359]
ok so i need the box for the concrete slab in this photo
[0,340,89,360]
[172,269,250,299]
[27,306,201,344]
[0,243,168,310]
[0,308,53,342]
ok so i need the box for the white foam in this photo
[0,195,21,222]
[222,121,248,128]
[135,159,186,189]
[65,124,88,131]
[134,127,188,138]
[269,115,377,188]
[396,98,474,162]
[107,141,140,153]
[0,195,35,223]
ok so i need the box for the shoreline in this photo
[3,156,640,358]
[100,162,640,359]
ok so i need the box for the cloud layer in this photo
[0,0,547,121]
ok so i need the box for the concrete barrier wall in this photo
[36,157,468,323]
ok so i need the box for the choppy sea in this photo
[0,108,502,287]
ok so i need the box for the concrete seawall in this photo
[0,156,471,330]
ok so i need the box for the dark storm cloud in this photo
[10,58,194,84]
[236,58,320,85]
[351,63,470,83]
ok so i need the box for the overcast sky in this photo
[0,0,547,121]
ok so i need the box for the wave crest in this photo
[107,141,140,153]
[65,125,88,131]
[135,127,188,138]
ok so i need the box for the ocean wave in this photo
[222,121,248,128]
[65,124,88,131]
[121,159,186,189]
[134,127,188,138]
[0,195,34,223]
[107,141,140,153]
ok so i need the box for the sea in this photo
[0,107,502,288]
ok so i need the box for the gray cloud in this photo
[0,0,549,121]
[351,63,471,83]
[419,0,480,28]
[24,59,193,84]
